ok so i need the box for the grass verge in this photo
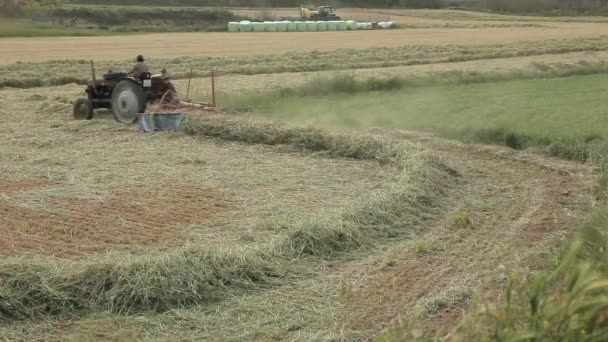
[0,117,453,321]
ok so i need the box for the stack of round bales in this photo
[231,20,359,32]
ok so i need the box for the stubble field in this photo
[2,9,608,64]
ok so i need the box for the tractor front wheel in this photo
[111,80,146,124]
[73,98,94,120]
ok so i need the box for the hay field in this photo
[0,85,400,258]
[5,36,608,89]
[1,17,608,64]
[1,7,607,340]
[0,80,597,340]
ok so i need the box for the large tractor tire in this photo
[111,80,146,124]
[73,98,94,120]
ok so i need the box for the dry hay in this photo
[6,36,608,90]
[2,20,608,64]
[0,116,454,321]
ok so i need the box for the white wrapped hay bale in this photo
[239,20,252,32]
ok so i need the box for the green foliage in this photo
[414,240,432,255]
[453,210,608,341]
[448,211,472,228]
[50,6,246,28]
[0,0,38,17]
[0,18,127,37]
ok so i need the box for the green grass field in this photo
[231,74,608,140]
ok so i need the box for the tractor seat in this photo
[139,72,151,81]
[103,71,127,81]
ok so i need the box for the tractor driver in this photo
[128,55,150,79]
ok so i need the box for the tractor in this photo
[300,5,341,21]
[73,62,176,124]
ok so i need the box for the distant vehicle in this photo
[300,5,341,21]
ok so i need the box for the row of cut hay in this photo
[0,246,284,321]
[0,117,454,321]
[183,116,455,257]
[182,116,410,161]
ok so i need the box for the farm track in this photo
[1,22,608,64]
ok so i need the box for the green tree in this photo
[0,0,39,16]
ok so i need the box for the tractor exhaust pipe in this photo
[186,65,193,101]
[90,60,97,92]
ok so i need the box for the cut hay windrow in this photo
[0,117,455,321]
[0,247,285,321]
[184,116,455,257]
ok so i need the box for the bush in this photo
[50,6,247,27]
[0,0,38,17]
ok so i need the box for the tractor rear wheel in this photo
[73,98,94,120]
[111,80,146,124]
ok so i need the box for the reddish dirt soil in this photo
[0,178,51,195]
[0,185,231,258]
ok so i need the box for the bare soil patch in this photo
[0,177,50,195]
[0,185,230,258]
